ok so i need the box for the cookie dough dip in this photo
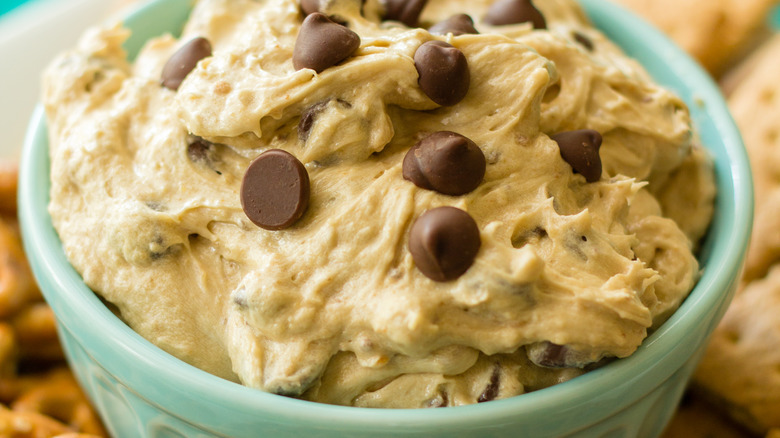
[43,0,716,408]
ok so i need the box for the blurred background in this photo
[0,0,133,159]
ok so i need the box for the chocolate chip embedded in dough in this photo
[414,41,470,106]
[527,341,598,368]
[428,14,479,36]
[551,129,603,183]
[483,0,546,29]
[293,13,361,73]
[402,131,486,195]
[572,31,594,51]
[409,206,481,282]
[477,363,501,403]
[300,0,319,15]
[383,0,428,27]
[298,101,329,141]
[527,342,570,368]
[241,149,310,230]
[161,37,212,91]
[187,138,214,163]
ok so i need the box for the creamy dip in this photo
[43,0,715,407]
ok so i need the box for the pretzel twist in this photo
[0,163,106,436]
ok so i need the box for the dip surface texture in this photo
[43,0,715,407]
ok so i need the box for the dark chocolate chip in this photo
[300,0,319,15]
[161,37,212,91]
[477,363,501,403]
[298,101,329,141]
[187,138,211,163]
[298,99,351,142]
[527,341,599,368]
[293,13,361,73]
[409,206,480,282]
[414,41,470,106]
[572,31,594,51]
[187,138,223,175]
[527,342,570,368]
[483,0,546,29]
[402,131,485,195]
[383,0,428,27]
[551,129,603,183]
[241,149,310,230]
[429,14,479,36]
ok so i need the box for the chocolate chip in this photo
[477,363,501,403]
[402,131,485,195]
[161,37,212,91]
[429,14,479,36]
[187,138,211,164]
[527,341,598,368]
[293,13,361,73]
[414,41,470,106]
[551,129,603,183]
[241,149,310,230]
[187,138,223,175]
[298,101,329,141]
[383,0,428,27]
[298,99,351,142]
[300,0,319,15]
[527,342,569,368]
[409,206,480,282]
[483,0,546,29]
[572,31,594,51]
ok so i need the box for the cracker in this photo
[611,0,778,76]
[693,264,780,435]
[724,34,780,282]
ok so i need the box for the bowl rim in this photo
[19,0,753,432]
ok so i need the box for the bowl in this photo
[19,0,753,436]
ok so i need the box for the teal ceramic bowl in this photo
[19,0,752,437]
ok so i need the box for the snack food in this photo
[0,162,106,437]
[721,34,780,283]
[43,0,715,407]
[611,0,779,76]
[694,265,780,435]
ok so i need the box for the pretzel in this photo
[10,368,106,437]
[53,435,104,438]
[0,218,41,319]
[0,163,107,436]
[0,323,17,378]
[0,160,16,216]
[0,403,73,438]
[12,303,63,363]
